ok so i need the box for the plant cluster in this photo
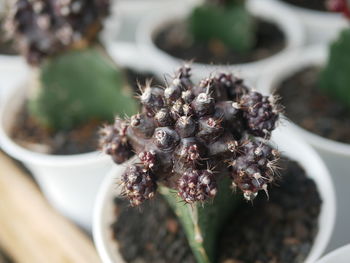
[100,65,281,206]
[5,0,109,65]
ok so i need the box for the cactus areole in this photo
[100,66,281,206]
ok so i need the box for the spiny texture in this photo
[327,0,350,18]
[5,0,109,64]
[100,66,281,206]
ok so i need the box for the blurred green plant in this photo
[319,0,350,107]
[319,28,350,107]
[30,47,138,130]
[189,0,255,52]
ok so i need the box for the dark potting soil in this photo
[280,0,328,12]
[10,69,161,155]
[154,20,285,65]
[11,104,102,155]
[112,159,321,263]
[277,66,350,144]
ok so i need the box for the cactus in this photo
[6,0,137,131]
[100,66,281,263]
[319,0,350,107]
[189,0,255,52]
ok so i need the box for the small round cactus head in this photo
[100,66,282,206]
[327,0,350,18]
[5,0,110,64]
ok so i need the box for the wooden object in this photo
[0,152,102,263]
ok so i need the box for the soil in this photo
[277,66,350,144]
[154,19,285,65]
[10,69,161,155]
[112,158,322,263]
[281,0,328,12]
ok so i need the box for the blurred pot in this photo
[270,0,347,44]
[136,0,304,83]
[0,76,114,231]
[258,45,350,250]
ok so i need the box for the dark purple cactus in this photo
[100,66,281,206]
[5,0,110,64]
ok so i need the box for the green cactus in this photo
[189,0,255,52]
[29,46,138,130]
[319,28,350,108]
[7,0,138,132]
[160,177,240,263]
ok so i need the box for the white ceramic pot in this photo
[136,0,304,83]
[317,244,350,263]
[93,126,336,263]
[101,0,199,72]
[0,3,23,89]
[269,0,348,45]
[0,56,26,102]
[0,77,114,231]
[258,45,350,251]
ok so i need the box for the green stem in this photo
[160,177,241,263]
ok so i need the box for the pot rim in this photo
[273,0,346,19]
[316,243,350,263]
[258,45,350,157]
[93,127,336,263]
[0,75,110,167]
[135,0,305,76]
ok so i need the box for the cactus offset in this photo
[6,0,137,131]
[189,0,255,52]
[100,66,281,263]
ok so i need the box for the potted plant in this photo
[93,66,335,263]
[136,0,304,83]
[0,0,140,230]
[270,0,348,44]
[101,0,198,74]
[258,0,350,250]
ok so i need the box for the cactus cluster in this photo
[100,66,281,206]
[5,0,109,64]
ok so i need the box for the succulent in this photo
[5,0,109,64]
[319,0,350,108]
[100,66,282,262]
[189,0,255,52]
[5,0,137,131]
[101,65,280,205]
[100,66,281,263]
